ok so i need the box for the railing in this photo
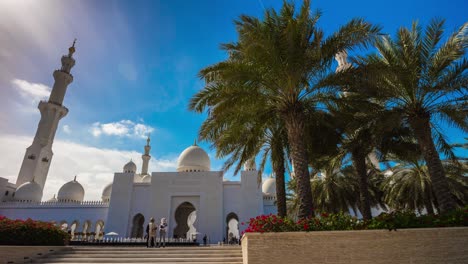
[0,200,109,208]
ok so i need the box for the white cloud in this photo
[90,120,154,139]
[0,134,177,201]
[101,121,130,136]
[62,125,71,134]
[12,78,50,103]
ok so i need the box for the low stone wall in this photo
[0,246,70,264]
[241,227,468,264]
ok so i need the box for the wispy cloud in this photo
[0,134,177,200]
[62,125,71,134]
[12,78,50,103]
[90,120,154,138]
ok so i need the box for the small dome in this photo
[244,159,256,171]
[48,194,58,202]
[262,177,276,195]
[177,145,210,172]
[57,177,85,202]
[101,183,112,202]
[123,160,137,173]
[141,175,151,183]
[15,181,42,202]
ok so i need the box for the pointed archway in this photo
[173,202,196,239]
[131,213,145,238]
[226,212,239,244]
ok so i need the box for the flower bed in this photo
[0,216,69,245]
[243,207,468,233]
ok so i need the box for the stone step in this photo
[32,246,244,264]
[33,257,243,263]
[65,250,240,255]
[70,247,240,251]
[49,253,243,258]
[35,263,242,264]
[69,248,241,251]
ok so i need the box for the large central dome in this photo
[177,145,210,172]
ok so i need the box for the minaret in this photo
[16,40,77,193]
[335,50,352,73]
[141,135,151,175]
[334,50,381,170]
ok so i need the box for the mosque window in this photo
[12,192,15,197]
[42,157,49,162]
[4,191,8,196]
[28,154,36,160]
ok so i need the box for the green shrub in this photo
[0,216,70,245]
[243,206,468,234]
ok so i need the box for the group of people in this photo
[146,217,168,248]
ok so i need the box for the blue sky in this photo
[0,0,466,200]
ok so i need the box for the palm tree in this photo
[383,160,468,214]
[310,162,359,214]
[324,92,411,219]
[190,0,381,219]
[349,19,468,213]
[288,161,387,218]
[195,98,290,217]
[383,161,436,214]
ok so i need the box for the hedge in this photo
[0,216,69,245]
[242,206,468,234]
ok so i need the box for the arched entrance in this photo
[131,213,145,238]
[70,221,79,240]
[226,212,239,244]
[173,202,196,239]
[95,220,105,239]
[82,220,92,240]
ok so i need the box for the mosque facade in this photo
[0,43,277,243]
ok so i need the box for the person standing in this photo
[147,217,157,248]
[203,234,207,246]
[158,218,168,248]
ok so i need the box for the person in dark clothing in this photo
[203,234,207,246]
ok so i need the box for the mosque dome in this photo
[244,158,256,171]
[262,177,276,196]
[177,145,210,172]
[15,181,42,202]
[123,160,137,173]
[101,183,112,202]
[141,175,151,183]
[57,177,85,202]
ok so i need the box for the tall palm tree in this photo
[325,92,410,219]
[190,0,381,219]
[348,19,468,213]
[195,98,290,217]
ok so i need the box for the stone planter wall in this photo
[241,227,468,264]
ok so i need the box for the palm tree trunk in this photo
[272,158,287,218]
[352,150,372,220]
[424,196,434,215]
[271,132,287,217]
[283,110,314,219]
[409,116,456,213]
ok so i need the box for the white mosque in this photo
[0,42,278,243]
